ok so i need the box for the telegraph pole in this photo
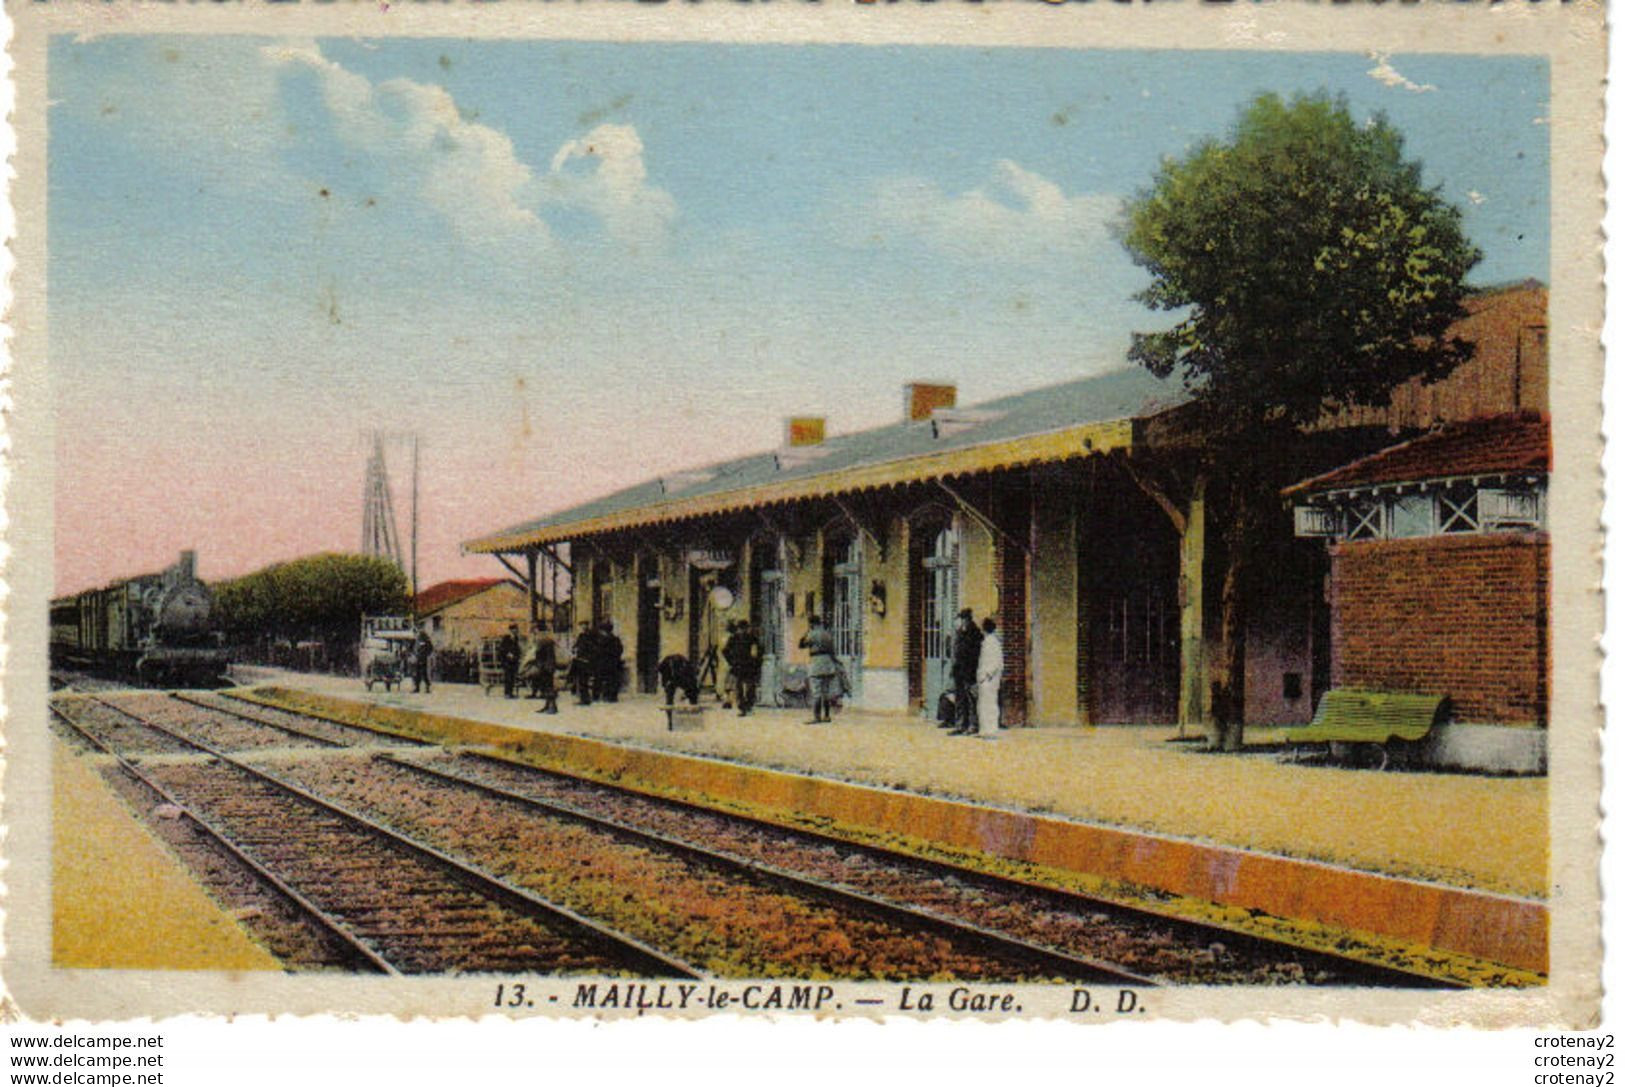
[410,434,420,608]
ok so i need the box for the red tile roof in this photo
[1284,413,1550,497]
[414,578,511,616]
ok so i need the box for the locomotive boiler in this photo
[50,550,231,687]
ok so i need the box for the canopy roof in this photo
[465,367,1187,553]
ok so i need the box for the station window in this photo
[1481,487,1543,531]
[1388,492,1434,538]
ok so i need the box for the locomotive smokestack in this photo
[177,550,197,581]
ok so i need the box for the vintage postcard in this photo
[2,1,1605,1032]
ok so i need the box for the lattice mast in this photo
[361,431,405,570]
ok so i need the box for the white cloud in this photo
[264,43,675,255]
[547,124,677,248]
[1467,190,1486,206]
[1366,52,1437,94]
[849,160,1120,265]
[265,42,551,250]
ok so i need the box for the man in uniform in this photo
[595,620,624,703]
[725,621,763,717]
[799,615,839,724]
[570,621,598,704]
[497,624,522,699]
[948,608,983,736]
[411,624,435,694]
[527,622,559,714]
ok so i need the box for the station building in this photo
[464,282,1548,739]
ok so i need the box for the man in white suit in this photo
[976,617,1004,739]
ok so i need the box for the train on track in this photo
[50,550,232,687]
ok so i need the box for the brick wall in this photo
[1329,533,1548,724]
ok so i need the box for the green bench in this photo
[1289,689,1447,769]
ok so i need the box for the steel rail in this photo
[51,705,398,975]
[454,750,1469,990]
[80,694,704,979]
[168,692,351,748]
[217,690,430,746]
[383,753,1155,985]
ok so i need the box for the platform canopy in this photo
[464,367,1188,554]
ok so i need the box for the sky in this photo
[48,36,1550,595]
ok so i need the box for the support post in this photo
[526,550,540,627]
[1177,477,1207,738]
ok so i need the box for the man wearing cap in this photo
[497,624,522,700]
[948,608,983,736]
[799,615,840,724]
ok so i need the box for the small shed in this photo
[1284,413,1549,773]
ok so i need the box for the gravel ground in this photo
[264,754,1046,981]
[145,757,640,976]
[430,752,1386,985]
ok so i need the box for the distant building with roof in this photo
[413,578,536,655]
[464,282,1547,752]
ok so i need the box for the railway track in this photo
[53,699,701,977]
[63,695,1105,981]
[217,691,1479,986]
[58,688,1481,985]
[171,690,426,748]
[271,752,1139,983]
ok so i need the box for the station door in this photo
[828,536,864,701]
[636,557,660,694]
[921,524,960,714]
[1084,503,1180,725]
[753,562,786,705]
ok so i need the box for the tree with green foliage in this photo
[215,553,408,668]
[1118,91,1481,750]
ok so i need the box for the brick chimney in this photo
[784,416,826,447]
[904,382,957,423]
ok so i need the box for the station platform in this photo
[53,741,280,971]
[232,669,1549,979]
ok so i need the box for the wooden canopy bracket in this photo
[935,479,1029,554]
[754,508,790,541]
[538,543,574,577]
[493,552,529,585]
[832,495,887,562]
[1113,452,1188,535]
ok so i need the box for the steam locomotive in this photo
[50,550,232,687]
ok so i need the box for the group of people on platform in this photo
[477,607,1003,738]
[493,619,624,713]
[942,608,1004,739]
